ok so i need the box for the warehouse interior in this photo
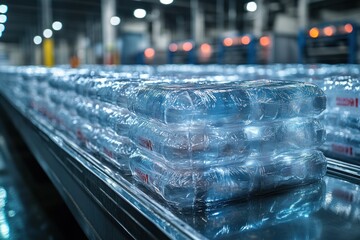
[0,0,360,239]
[0,0,360,66]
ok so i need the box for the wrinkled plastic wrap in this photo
[130,149,326,207]
[181,180,325,238]
[129,80,326,124]
[0,65,330,208]
[129,117,325,167]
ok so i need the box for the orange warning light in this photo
[260,36,270,47]
[344,23,353,33]
[182,42,193,52]
[309,27,319,38]
[144,48,155,59]
[241,35,251,45]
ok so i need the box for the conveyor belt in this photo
[1,94,360,240]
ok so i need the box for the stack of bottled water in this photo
[0,65,329,208]
[257,65,360,163]
[316,76,360,162]
[128,79,327,207]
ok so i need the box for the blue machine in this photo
[167,40,196,64]
[298,21,358,64]
[217,34,257,64]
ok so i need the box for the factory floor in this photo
[0,110,87,240]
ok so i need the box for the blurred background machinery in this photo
[0,0,359,66]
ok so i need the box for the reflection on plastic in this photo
[179,181,325,239]
[0,187,10,239]
[323,177,360,222]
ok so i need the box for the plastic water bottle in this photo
[181,181,324,237]
[130,149,327,207]
[128,80,326,125]
[129,117,325,167]
[319,126,360,160]
[323,177,360,222]
[96,129,136,172]
[129,119,248,167]
[98,102,138,135]
[321,110,360,132]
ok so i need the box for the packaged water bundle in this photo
[130,149,326,207]
[128,80,326,125]
[316,76,360,161]
[129,79,327,207]
[180,181,324,238]
[95,129,136,172]
[129,117,325,168]
[319,126,360,161]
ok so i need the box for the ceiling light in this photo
[0,5,7,14]
[160,0,174,5]
[134,9,146,19]
[246,1,257,12]
[43,29,53,38]
[110,16,121,26]
[33,36,42,45]
[0,24,4,32]
[52,21,62,31]
[0,15,7,23]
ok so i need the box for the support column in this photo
[191,0,204,43]
[152,8,161,48]
[228,0,236,30]
[254,0,265,36]
[216,0,224,35]
[41,0,54,66]
[101,0,117,64]
[298,0,308,30]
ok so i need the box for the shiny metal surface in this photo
[1,95,360,239]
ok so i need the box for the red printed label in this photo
[336,97,359,107]
[331,144,353,156]
[139,137,153,151]
[76,130,87,143]
[135,168,149,183]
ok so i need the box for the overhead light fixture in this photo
[33,36,42,45]
[0,15,7,23]
[52,21,62,31]
[43,29,53,38]
[134,9,146,19]
[246,1,257,12]
[0,5,7,14]
[110,16,121,26]
[0,24,4,32]
[160,0,174,5]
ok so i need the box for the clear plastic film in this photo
[130,149,327,207]
[128,80,326,125]
[129,117,325,168]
